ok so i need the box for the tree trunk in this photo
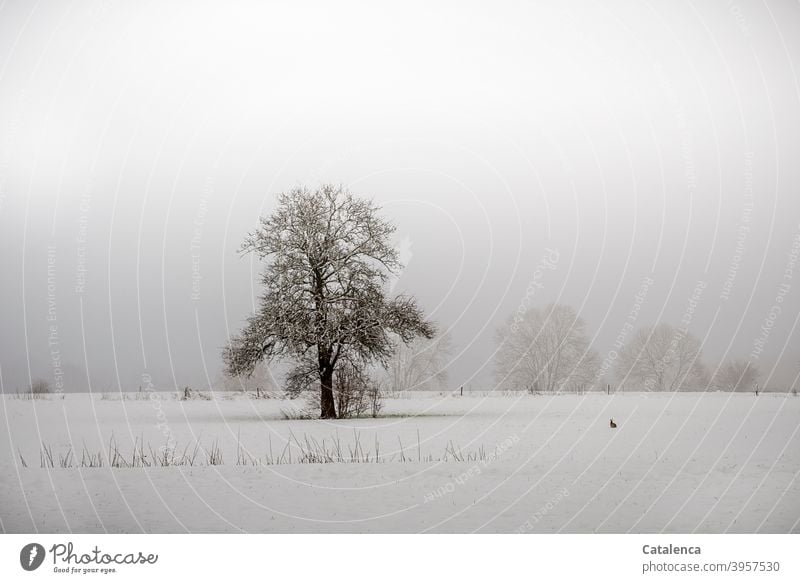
[320,366,337,419]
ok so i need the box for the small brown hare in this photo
[609,418,617,428]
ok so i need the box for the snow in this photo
[1,391,798,533]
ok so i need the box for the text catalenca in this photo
[642,544,701,555]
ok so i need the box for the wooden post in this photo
[460,386,463,396]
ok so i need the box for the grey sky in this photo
[1,0,799,392]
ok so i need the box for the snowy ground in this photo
[1,391,798,533]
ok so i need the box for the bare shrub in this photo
[180,386,213,401]
[29,379,52,399]
[334,362,383,419]
[369,380,383,418]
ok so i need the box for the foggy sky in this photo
[1,0,799,393]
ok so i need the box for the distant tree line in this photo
[494,303,760,393]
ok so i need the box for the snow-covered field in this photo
[1,391,798,533]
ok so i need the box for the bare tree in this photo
[616,323,708,391]
[385,332,452,393]
[711,358,759,392]
[224,185,435,418]
[495,303,598,393]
